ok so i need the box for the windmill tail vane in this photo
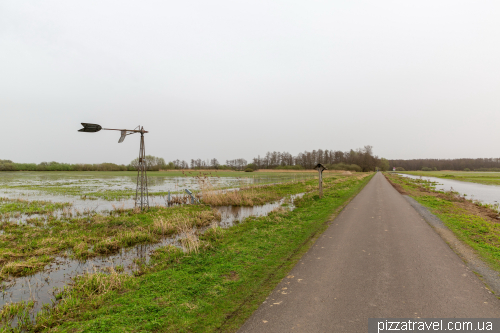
[78,123,149,210]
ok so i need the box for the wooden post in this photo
[314,163,327,199]
[318,169,323,198]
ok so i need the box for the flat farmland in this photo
[399,171,500,186]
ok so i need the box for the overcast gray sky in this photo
[1,1,499,165]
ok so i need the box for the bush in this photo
[464,168,470,171]
[246,163,258,171]
[421,167,432,171]
[244,168,254,172]
[395,167,405,171]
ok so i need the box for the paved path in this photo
[238,173,500,332]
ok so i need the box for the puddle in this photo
[398,173,500,207]
[0,193,304,319]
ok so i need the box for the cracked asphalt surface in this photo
[238,173,500,332]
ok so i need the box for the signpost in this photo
[314,163,327,198]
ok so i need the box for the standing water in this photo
[0,194,304,319]
[398,173,500,206]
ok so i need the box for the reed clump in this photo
[178,224,201,254]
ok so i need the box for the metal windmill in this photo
[78,123,149,210]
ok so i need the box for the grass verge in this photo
[4,173,372,332]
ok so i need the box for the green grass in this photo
[385,173,500,273]
[3,174,372,332]
[399,171,500,186]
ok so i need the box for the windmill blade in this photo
[118,130,127,143]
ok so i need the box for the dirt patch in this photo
[384,175,408,195]
[222,271,239,281]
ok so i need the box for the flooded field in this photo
[0,171,316,325]
[398,173,500,207]
[0,171,315,201]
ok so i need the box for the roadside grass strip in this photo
[1,174,372,332]
[386,173,500,273]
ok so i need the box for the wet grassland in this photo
[385,173,500,274]
[0,170,319,201]
[399,171,500,186]
[0,172,372,331]
[0,176,325,282]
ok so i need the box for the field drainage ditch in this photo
[0,193,304,320]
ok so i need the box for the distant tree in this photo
[378,158,390,171]
[210,158,220,169]
[130,155,166,171]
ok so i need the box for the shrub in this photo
[244,168,254,172]
[395,167,405,171]
[421,167,432,171]
[464,168,470,171]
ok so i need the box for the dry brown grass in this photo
[201,189,256,206]
[177,222,201,254]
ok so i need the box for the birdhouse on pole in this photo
[314,163,327,198]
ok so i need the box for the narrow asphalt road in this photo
[238,173,500,332]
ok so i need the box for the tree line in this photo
[0,160,132,172]
[1,145,387,172]
[389,158,500,171]
[164,146,386,172]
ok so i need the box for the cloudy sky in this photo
[1,1,499,165]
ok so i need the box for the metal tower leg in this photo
[135,130,149,210]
